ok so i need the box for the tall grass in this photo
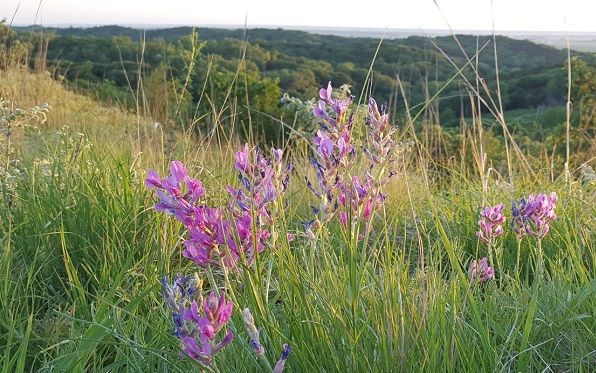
[0,55,594,373]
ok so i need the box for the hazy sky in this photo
[2,0,595,32]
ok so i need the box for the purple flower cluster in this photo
[161,276,234,365]
[469,257,495,282]
[145,161,206,225]
[146,146,291,269]
[313,81,354,120]
[511,192,558,239]
[306,82,397,238]
[337,175,383,231]
[364,98,397,169]
[227,145,293,265]
[147,147,293,368]
[183,206,229,266]
[475,193,558,243]
[307,82,355,229]
[476,203,506,244]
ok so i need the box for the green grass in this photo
[0,70,594,372]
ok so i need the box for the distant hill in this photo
[12,25,595,130]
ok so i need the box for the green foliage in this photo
[0,127,593,371]
[0,63,594,372]
[15,26,595,139]
[0,20,31,70]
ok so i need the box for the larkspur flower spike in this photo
[476,203,506,244]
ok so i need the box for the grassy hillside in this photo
[0,65,595,372]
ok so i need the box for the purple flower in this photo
[242,308,265,357]
[170,160,188,183]
[365,98,396,165]
[331,97,352,116]
[317,81,353,116]
[235,144,251,173]
[313,130,335,159]
[319,81,332,101]
[336,175,383,237]
[161,274,196,310]
[226,145,292,264]
[469,257,495,282]
[180,331,233,366]
[476,203,506,244]
[182,207,229,267]
[147,149,292,271]
[273,344,292,373]
[145,161,205,223]
[512,192,557,239]
[306,82,356,227]
[161,275,198,337]
[183,292,233,336]
[177,292,234,365]
[305,84,398,239]
[313,100,328,118]
[272,148,283,163]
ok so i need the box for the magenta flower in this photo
[145,161,205,224]
[469,257,495,282]
[182,206,229,267]
[178,292,234,365]
[235,144,251,173]
[147,147,291,270]
[319,81,333,102]
[511,192,557,239]
[227,145,292,263]
[476,203,506,244]
[183,292,233,337]
[305,84,398,240]
[305,82,356,231]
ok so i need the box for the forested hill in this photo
[17,25,583,73]
[12,25,595,130]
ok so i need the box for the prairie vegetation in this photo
[0,20,594,372]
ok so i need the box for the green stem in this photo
[515,239,521,282]
[207,266,220,296]
[257,354,274,372]
[517,239,542,371]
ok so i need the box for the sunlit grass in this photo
[0,69,594,372]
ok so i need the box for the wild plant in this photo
[146,146,293,370]
[0,99,50,208]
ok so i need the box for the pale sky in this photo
[2,0,595,32]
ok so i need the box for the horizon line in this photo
[10,23,596,35]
